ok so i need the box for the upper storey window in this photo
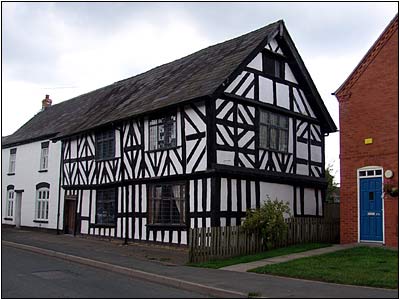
[259,111,289,152]
[40,142,49,171]
[149,114,177,151]
[96,129,115,160]
[263,54,284,80]
[8,148,16,174]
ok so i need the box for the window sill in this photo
[147,224,187,230]
[258,147,289,155]
[3,217,13,221]
[146,146,180,153]
[7,173,15,176]
[33,220,49,224]
[95,157,118,162]
[38,169,48,173]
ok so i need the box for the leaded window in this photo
[96,188,116,226]
[96,130,115,159]
[259,111,289,152]
[40,142,49,171]
[149,183,186,225]
[36,188,49,220]
[149,115,177,150]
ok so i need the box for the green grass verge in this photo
[187,243,331,269]
[250,246,398,289]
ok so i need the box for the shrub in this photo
[242,196,290,248]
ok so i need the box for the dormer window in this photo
[149,114,177,151]
[263,55,285,79]
[96,129,115,160]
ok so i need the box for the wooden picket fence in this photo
[188,217,339,263]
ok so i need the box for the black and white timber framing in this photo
[59,21,336,245]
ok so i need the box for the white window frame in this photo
[40,142,49,171]
[36,187,49,221]
[8,148,16,174]
[6,189,14,218]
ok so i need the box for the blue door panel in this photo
[360,177,383,241]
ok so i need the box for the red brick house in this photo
[334,15,398,248]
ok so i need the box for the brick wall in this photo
[337,19,398,248]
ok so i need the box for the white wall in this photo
[2,140,62,229]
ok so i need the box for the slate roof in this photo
[3,19,335,147]
[3,20,281,147]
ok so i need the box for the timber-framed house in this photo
[2,20,336,245]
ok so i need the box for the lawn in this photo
[187,243,331,269]
[250,246,398,289]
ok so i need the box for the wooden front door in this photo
[64,198,77,234]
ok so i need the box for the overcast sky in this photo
[2,2,398,181]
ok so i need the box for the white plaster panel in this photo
[141,218,147,240]
[81,190,90,216]
[198,218,202,228]
[207,179,211,212]
[236,73,254,96]
[311,145,322,163]
[225,72,246,93]
[141,185,147,212]
[220,178,228,211]
[241,180,247,211]
[189,180,195,212]
[297,163,309,176]
[259,76,274,104]
[250,181,256,209]
[285,63,298,83]
[318,190,323,216]
[181,231,187,245]
[297,141,308,160]
[259,182,293,215]
[231,179,237,211]
[276,82,290,110]
[247,53,263,71]
[296,188,302,215]
[197,180,203,212]
[304,188,316,215]
[217,150,234,166]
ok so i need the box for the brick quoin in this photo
[335,15,398,248]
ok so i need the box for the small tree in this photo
[325,163,339,203]
[242,196,290,249]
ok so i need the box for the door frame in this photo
[357,166,384,244]
[14,189,24,228]
[64,195,78,235]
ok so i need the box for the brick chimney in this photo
[42,94,52,111]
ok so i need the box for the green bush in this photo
[242,197,290,248]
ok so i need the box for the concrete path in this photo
[220,244,357,272]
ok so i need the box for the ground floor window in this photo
[96,188,116,226]
[6,189,14,218]
[149,183,186,225]
[36,188,49,220]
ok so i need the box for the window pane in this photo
[149,125,157,150]
[279,130,288,152]
[269,113,278,126]
[279,116,289,128]
[260,111,268,124]
[260,125,268,148]
[269,128,278,149]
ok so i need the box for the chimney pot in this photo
[42,94,52,111]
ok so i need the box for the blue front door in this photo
[360,177,383,241]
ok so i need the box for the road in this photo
[1,245,205,298]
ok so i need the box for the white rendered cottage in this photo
[2,20,336,244]
[2,96,63,230]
